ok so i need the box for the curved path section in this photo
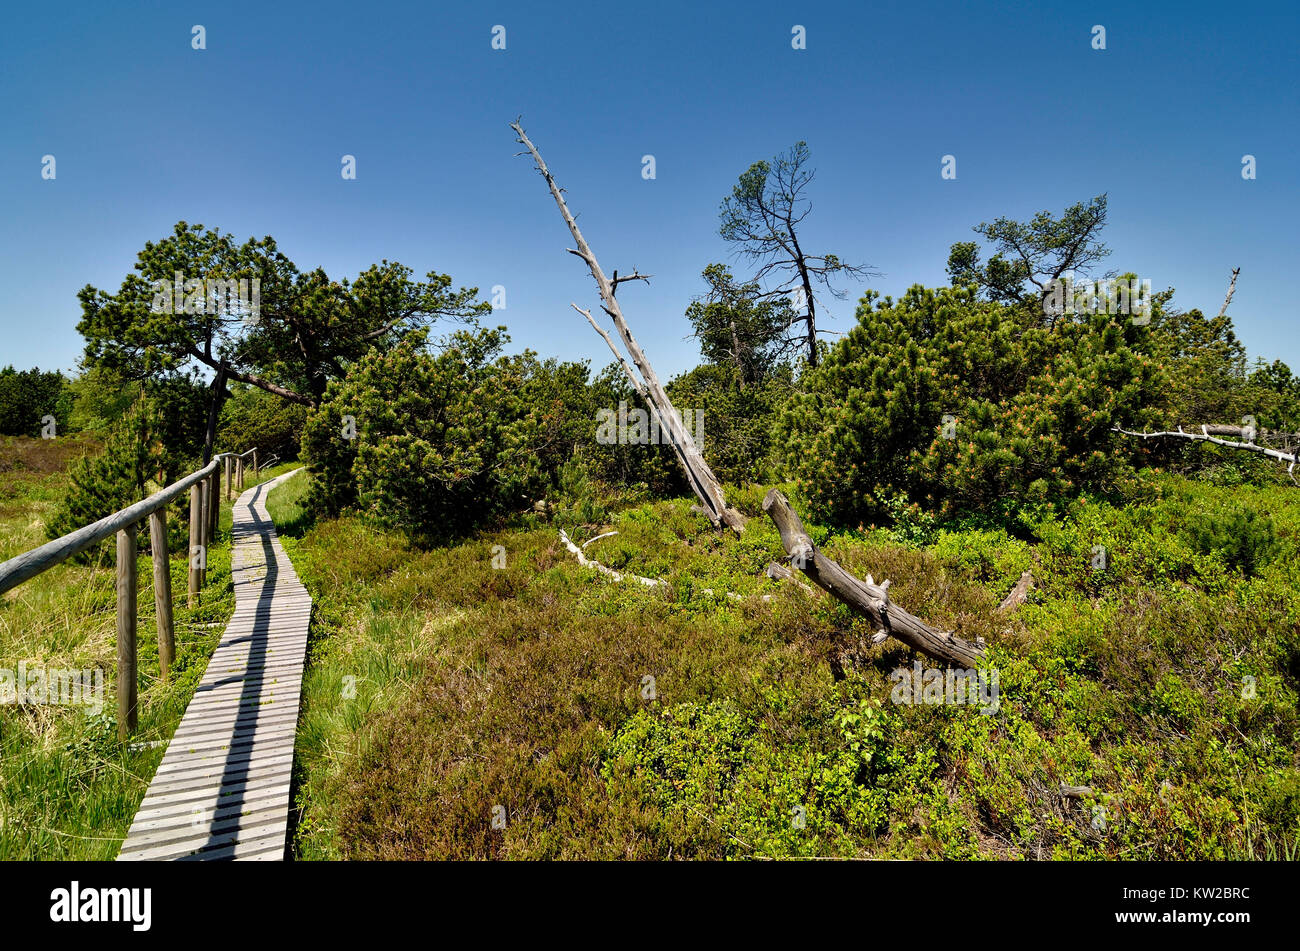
[117,469,310,861]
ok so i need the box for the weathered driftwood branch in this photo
[559,529,663,588]
[558,530,769,602]
[997,570,1036,613]
[762,489,986,667]
[1178,423,1300,446]
[582,531,620,550]
[1217,267,1240,319]
[512,120,745,534]
[1114,424,1297,482]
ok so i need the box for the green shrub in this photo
[665,363,791,485]
[1185,505,1278,577]
[930,526,1033,593]
[44,399,170,557]
[217,383,308,461]
[302,327,555,541]
[778,284,1163,524]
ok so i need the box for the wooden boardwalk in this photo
[117,469,310,861]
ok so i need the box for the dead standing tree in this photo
[511,120,745,533]
[513,121,997,668]
[718,141,874,368]
[1116,269,1300,482]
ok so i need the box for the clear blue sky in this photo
[2,0,1296,381]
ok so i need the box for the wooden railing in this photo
[0,448,259,739]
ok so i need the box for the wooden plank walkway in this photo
[117,468,310,861]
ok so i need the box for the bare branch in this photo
[610,268,652,297]
[1217,267,1241,319]
[1113,424,1297,468]
[570,303,646,399]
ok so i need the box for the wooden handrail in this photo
[0,447,259,739]
[0,451,246,595]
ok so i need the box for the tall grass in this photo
[0,439,297,859]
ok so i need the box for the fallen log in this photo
[762,489,986,667]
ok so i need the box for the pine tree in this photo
[45,399,164,559]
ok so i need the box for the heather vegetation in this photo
[3,180,1298,860]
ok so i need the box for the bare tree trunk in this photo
[201,363,228,465]
[512,121,745,532]
[1217,267,1240,319]
[763,489,987,667]
[790,231,818,368]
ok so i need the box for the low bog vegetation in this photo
[6,191,1299,861]
[271,466,1300,860]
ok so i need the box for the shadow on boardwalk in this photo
[116,470,310,861]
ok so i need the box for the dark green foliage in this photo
[302,328,557,541]
[217,383,309,460]
[0,367,72,437]
[1238,358,1300,438]
[684,264,798,383]
[947,194,1110,308]
[517,355,600,485]
[1185,505,1278,577]
[44,400,165,557]
[583,364,687,499]
[666,362,791,485]
[76,222,490,409]
[779,284,1163,524]
[1148,304,1249,426]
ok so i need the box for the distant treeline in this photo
[0,366,73,437]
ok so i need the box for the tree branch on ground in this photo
[558,529,769,601]
[763,489,988,667]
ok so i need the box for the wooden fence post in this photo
[208,471,220,540]
[188,483,202,607]
[252,449,258,480]
[198,478,209,590]
[237,457,244,491]
[149,509,175,680]
[117,525,138,740]
[225,456,232,501]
